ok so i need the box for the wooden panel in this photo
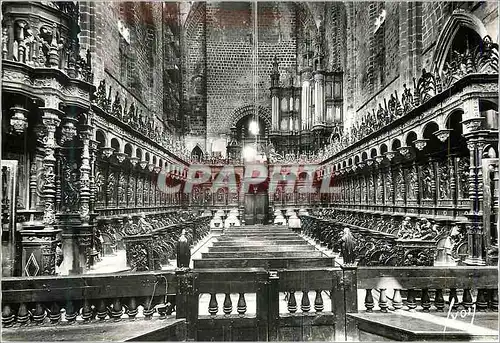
[278,314,336,341]
[278,268,341,291]
[197,317,259,341]
[193,257,335,269]
[357,266,498,289]
[195,269,267,294]
[1,271,177,303]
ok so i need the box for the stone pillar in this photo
[313,71,325,128]
[271,91,280,132]
[270,55,280,132]
[301,67,312,131]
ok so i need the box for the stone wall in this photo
[343,1,498,132]
[79,1,183,135]
[182,2,299,155]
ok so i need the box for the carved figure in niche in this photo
[341,227,356,265]
[421,164,433,199]
[407,167,417,199]
[439,161,451,199]
[62,162,80,211]
[176,229,191,269]
[458,157,470,198]
[395,168,404,200]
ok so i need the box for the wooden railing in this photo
[356,266,498,313]
[2,271,177,327]
[183,266,356,341]
[2,265,497,341]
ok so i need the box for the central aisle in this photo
[193,224,333,269]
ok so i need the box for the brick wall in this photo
[343,1,497,131]
[182,2,207,139]
[205,2,297,138]
[81,1,173,131]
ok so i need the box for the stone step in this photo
[201,250,324,259]
[207,245,317,252]
[223,229,293,234]
[194,257,335,269]
[211,239,308,246]
[218,233,299,238]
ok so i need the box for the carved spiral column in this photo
[79,124,92,224]
[450,155,458,205]
[89,139,98,211]
[40,107,61,228]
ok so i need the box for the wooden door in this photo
[244,193,268,225]
[244,193,256,225]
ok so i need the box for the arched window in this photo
[191,146,203,162]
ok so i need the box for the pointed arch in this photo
[227,105,272,132]
[432,10,488,74]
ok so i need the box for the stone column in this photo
[270,56,280,132]
[271,89,280,132]
[313,71,325,128]
[301,68,312,131]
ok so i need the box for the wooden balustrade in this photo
[2,271,177,328]
[356,266,498,313]
[2,264,497,341]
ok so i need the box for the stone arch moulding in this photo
[432,10,488,74]
[227,105,272,132]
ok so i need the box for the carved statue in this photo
[439,161,450,199]
[397,217,413,239]
[55,242,64,268]
[341,227,356,265]
[176,229,191,269]
[138,213,153,234]
[421,164,433,199]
